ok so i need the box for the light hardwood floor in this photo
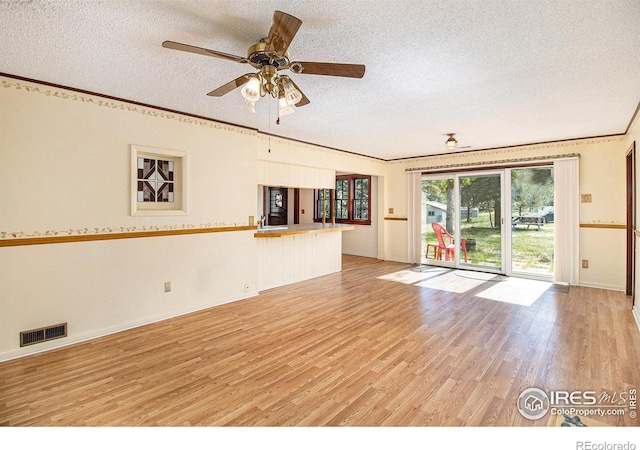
[1,255,639,426]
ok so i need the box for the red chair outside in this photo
[426,222,468,262]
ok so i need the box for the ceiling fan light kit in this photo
[162,10,365,119]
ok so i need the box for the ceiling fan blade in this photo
[207,73,255,97]
[290,61,365,78]
[264,11,302,57]
[162,41,248,64]
[288,79,310,107]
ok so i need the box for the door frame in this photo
[421,165,555,281]
[626,142,636,299]
[421,174,457,269]
[265,187,288,226]
[456,170,506,274]
[422,170,507,274]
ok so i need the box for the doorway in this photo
[266,187,288,226]
[421,166,555,279]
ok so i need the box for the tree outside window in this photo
[353,177,369,221]
[316,188,331,220]
[335,179,349,220]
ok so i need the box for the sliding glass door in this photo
[420,167,554,280]
[458,172,504,273]
[509,166,554,277]
[421,176,457,267]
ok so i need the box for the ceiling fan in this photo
[162,10,365,114]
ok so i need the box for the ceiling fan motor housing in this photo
[247,40,290,69]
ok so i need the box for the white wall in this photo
[0,77,259,360]
[1,232,256,359]
[342,176,379,258]
[298,189,315,224]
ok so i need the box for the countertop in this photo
[254,223,355,238]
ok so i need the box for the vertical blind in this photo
[553,157,580,284]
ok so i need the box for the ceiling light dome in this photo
[281,77,303,105]
[278,91,295,116]
[446,133,458,150]
[241,76,261,103]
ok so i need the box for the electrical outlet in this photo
[249,215,255,226]
[164,281,171,292]
[581,260,589,269]
[244,283,250,293]
[581,194,592,203]
[389,208,394,214]
[301,209,305,214]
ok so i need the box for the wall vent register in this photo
[20,323,68,347]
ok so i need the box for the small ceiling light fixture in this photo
[446,133,458,150]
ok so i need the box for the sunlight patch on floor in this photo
[416,271,486,293]
[453,270,506,281]
[475,277,552,306]
[377,267,450,285]
[378,266,554,304]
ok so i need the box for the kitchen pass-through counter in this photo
[255,223,355,291]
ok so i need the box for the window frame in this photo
[130,144,188,216]
[314,174,371,225]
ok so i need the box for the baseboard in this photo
[633,306,640,333]
[577,282,625,292]
[342,250,378,259]
[0,291,258,363]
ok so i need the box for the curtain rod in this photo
[405,153,580,173]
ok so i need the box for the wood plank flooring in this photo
[1,255,639,426]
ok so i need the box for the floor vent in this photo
[20,323,67,347]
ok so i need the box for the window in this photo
[314,175,371,225]
[130,145,187,216]
[335,178,349,219]
[137,157,175,203]
[353,177,369,221]
[316,188,330,220]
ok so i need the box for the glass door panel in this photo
[510,167,554,278]
[458,173,503,271]
[421,177,456,266]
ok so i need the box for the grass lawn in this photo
[422,212,554,274]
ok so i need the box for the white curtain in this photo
[554,158,580,284]
[407,172,422,264]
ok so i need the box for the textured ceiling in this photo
[1,0,639,160]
